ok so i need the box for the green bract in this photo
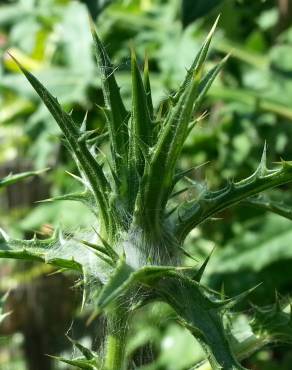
[3,19,292,370]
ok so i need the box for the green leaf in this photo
[154,273,246,370]
[9,54,111,231]
[96,259,134,310]
[78,239,116,267]
[67,336,100,361]
[246,194,292,221]
[90,22,129,176]
[128,48,153,172]
[0,233,82,272]
[50,355,97,370]
[38,191,98,217]
[96,260,176,311]
[138,66,201,231]
[138,40,226,233]
[0,169,48,189]
[196,301,292,370]
[176,160,292,243]
[127,49,154,211]
[251,301,292,344]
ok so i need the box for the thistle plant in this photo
[3,19,292,370]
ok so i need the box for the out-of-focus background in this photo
[1,0,292,369]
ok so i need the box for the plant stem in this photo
[104,304,129,370]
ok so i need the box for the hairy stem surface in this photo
[104,304,129,370]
